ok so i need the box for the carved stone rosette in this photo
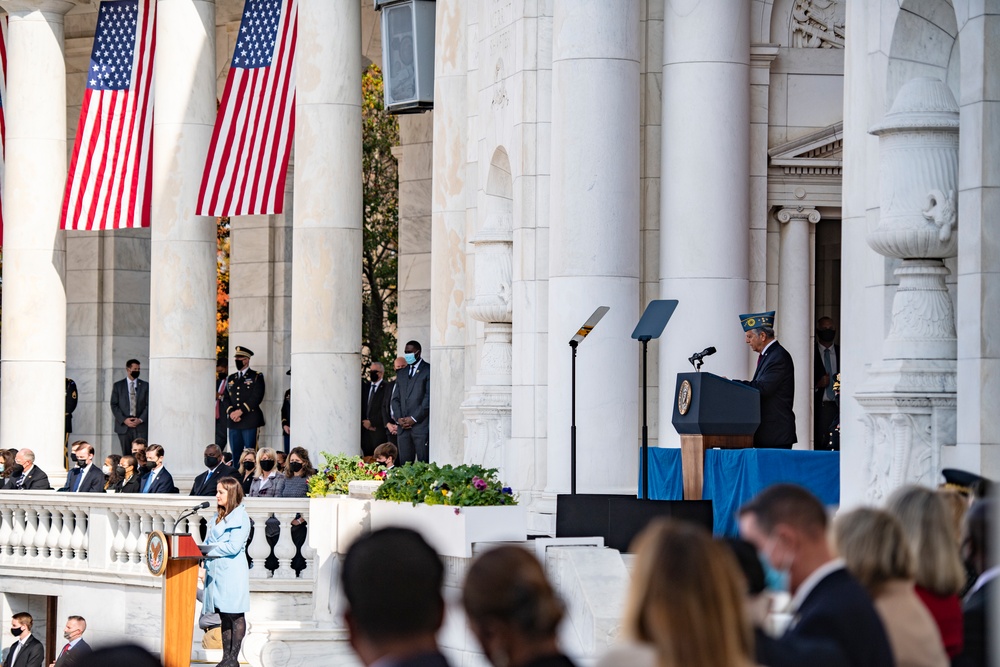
[462,209,514,479]
[857,77,959,500]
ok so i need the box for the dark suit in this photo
[53,638,91,667]
[390,360,431,464]
[221,368,266,462]
[110,376,149,456]
[190,463,239,496]
[2,465,51,490]
[117,473,142,494]
[58,465,104,493]
[139,467,178,494]
[957,576,995,667]
[814,343,840,450]
[215,375,228,449]
[3,634,44,667]
[65,377,78,436]
[280,389,290,454]
[361,380,391,457]
[735,341,797,448]
[755,566,894,667]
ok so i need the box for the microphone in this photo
[688,346,717,370]
[172,501,211,533]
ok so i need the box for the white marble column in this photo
[292,0,362,460]
[149,0,217,482]
[429,0,468,466]
[0,0,80,477]
[658,0,750,447]
[777,207,820,450]
[546,1,640,495]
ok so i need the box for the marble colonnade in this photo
[0,0,80,477]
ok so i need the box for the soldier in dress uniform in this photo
[221,346,266,464]
[280,369,290,454]
[65,377,79,469]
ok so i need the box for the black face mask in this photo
[70,453,79,463]
[116,466,127,477]
[235,358,248,371]
[243,460,255,471]
[369,370,380,382]
[10,627,22,637]
[204,456,220,469]
[289,461,303,474]
[143,461,156,472]
[816,329,837,343]
[129,370,140,379]
[9,464,24,478]
[76,459,87,468]
[260,459,275,472]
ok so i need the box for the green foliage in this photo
[216,217,230,360]
[374,462,518,507]
[361,64,400,373]
[307,451,385,498]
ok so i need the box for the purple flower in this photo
[472,476,488,491]
[502,487,513,495]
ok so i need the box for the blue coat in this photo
[203,504,251,614]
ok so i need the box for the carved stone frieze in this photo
[791,0,845,49]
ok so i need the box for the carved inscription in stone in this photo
[791,0,845,49]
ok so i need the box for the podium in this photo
[146,531,204,667]
[671,372,760,500]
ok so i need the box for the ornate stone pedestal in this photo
[858,77,959,500]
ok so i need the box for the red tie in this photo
[61,643,71,656]
[757,354,763,367]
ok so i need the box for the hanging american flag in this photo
[197,0,297,217]
[0,16,8,245]
[61,0,156,231]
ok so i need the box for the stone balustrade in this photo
[0,492,313,585]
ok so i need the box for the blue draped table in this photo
[638,447,840,535]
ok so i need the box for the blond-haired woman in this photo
[203,476,251,667]
[833,507,948,667]
[248,447,284,497]
[599,518,755,667]
[887,485,966,658]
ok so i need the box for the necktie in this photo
[16,474,25,489]
[368,383,375,406]
[9,641,22,666]
[756,354,763,367]
[823,348,836,401]
[409,365,414,378]
[129,380,137,417]
[72,469,83,492]
[61,643,71,656]
[142,472,154,493]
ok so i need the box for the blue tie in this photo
[71,469,83,492]
[142,473,153,493]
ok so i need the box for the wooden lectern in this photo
[671,372,760,500]
[146,530,204,667]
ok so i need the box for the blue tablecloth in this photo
[638,447,840,535]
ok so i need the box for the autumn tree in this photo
[217,217,230,359]
[361,64,399,370]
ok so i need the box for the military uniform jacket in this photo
[221,368,266,430]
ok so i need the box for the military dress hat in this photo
[739,311,775,332]
[234,346,254,358]
[942,468,992,498]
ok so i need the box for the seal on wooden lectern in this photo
[146,530,167,576]
[677,379,692,416]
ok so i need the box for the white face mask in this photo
[102,465,111,476]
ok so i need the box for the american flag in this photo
[197,0,297,217]
[61,0,155,231]
[0,16,8,245]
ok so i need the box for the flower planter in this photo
[369,500,527,558]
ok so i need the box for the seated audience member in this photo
[139,444,178,493]
[102,454,123,493]
[3,449,51,490]
[833,507,948,667]
[130,439,147,469]
[237,449,257,495]
[0,449,16,482]
[739,484,893,667]
[249,448,284,497]
[190,444,239,496]
[281,447,314,498]
[275,450,287,473]
[59,442,104,493]
[54,614,92,667]
[463,546,576,667]
[342,528,452,667]
[8,611,44,667]
[374,442,398,470]
[887,485,966,659]
[117,456,141,494]
[599,519,753,667]
[957,499,996,667]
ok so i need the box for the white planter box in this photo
[369,500,527,558]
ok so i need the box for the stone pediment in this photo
[768,122,843,175]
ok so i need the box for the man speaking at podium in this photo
[732,311,796,449]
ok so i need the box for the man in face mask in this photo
[361,362,390,457]
[389,341,431,465]
[109,358,149,456]
[1,449,51,491]
[813,317,840,450]
[54,615,91,667]
[6,612,43,667]
[139,444,178,494]
[220,346,266,464]
[190,444,239,497]
[57,442,103,493]
[738,484,893,667]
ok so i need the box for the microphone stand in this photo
[172,502,210,533]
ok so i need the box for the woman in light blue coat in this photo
[203,475,251,667]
